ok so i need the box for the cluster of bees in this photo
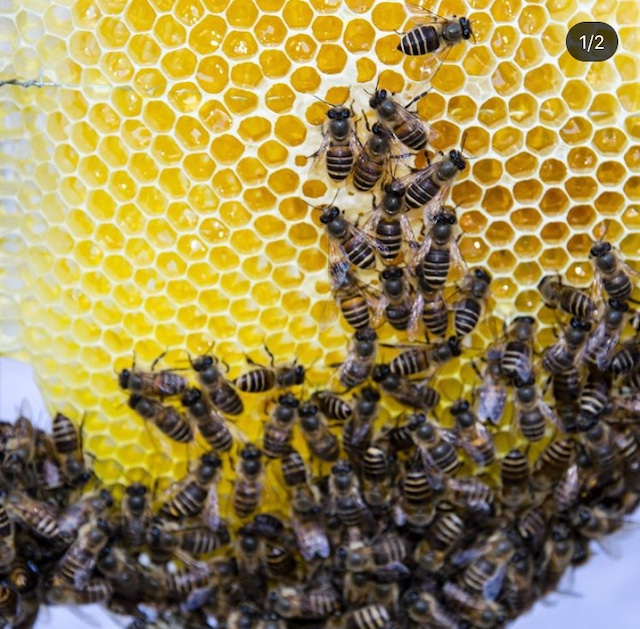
[4,6,640,629]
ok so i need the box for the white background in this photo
[0,356,639,628]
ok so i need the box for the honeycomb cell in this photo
[447,95,477,123]
[274,115,307,146]
[487,249,516,273]
[567,205,596,229]
[597,162,627,186]
[617,83,640,114]
[514,37,543,70]
[511,207,543,231]
[485,221,515,247]
[513,180,542,203]
[371,2,406,30]
[526,126,558,154]
[514,235,542,259]
[472,159,503,186]
[225,0,258,27]
[255,15,286,45]
[492,127,523,155]
[491,25,519,58]
[596,191,626,214]
[539,158,567,183]
[312,15,342,40]
[566,147,597,172]
[478,96,507,128]
[244,187,277,211]
[127,34,161,65]
[431,65,467,95]
[259,50,291,77]
[317,44,348,73]
[222,31,259,59]
[463,46,495,76]
[560,117,593,145]
[625,146,640,170]
[491,61,522,96]
[565,176,598,201]
[482,186,513,215]
[593,128,628,154]
[283,0,313,27]
[344,18,375,52]
[539,188,569,215]
[197,56,229,93]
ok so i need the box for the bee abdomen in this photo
[422,250,451,289]
[327,147,355,181]
[398,25,441,56]
[235,369,276,393]
[454,298,481,336]
[405,177,441,209]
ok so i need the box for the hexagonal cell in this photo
[565,176,598,201]
[567,205,597,229]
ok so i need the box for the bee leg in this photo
[405,88,432,110]
[264,345,276,366]
[150,349,168,371]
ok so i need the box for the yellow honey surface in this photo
[1,0,639,486]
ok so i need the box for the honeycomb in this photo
[0,0,639,493]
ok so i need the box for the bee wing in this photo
[538,398,565,433]
[347,219,390,258]
[327,235,351,274]
[476,382,507,426]
[449,237,471,281]
[202,484,220,531]
[403,2,442,21]
[408,232,433,275]
[408,291,425,341]
[483,563,509,601]
[371,294,390,329]
[310,130,332,176]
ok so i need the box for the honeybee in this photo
[576,374,610,431]
[517,507,547,547]
[513,377,561,442]
[416,507,466,571]
[122,483,150,549]
[6,490,65,544]
[531,438,574,493]
[571,504,624,539]
[269,584,341,619]
[128,394,194,443]
[446,477,495,518]
[403,149,467,211]
[3,414,35,476]
[97,545,144,601]
[538,275,598,319]
[47,578,113,605]
[311,390,353,421]
[337,327,378,390]
[451,267,492,336]
[398,5,473,57]
[321,204,385,273]
[51,412,91,486]
[609,340,640,376]
[541,522,574,593]
[410,282,449,340]
[328,460,375,535]
[191,354,244,416]
[500,448,531,511]
[181,387,234,454]
[262,393,299,460]
[578,422,623,494]
[346,604,394,629]
[233,444,264,519]
[57,488,114,541]
[409,414,462,477]
[372,364,440,411]
[235,530,267,598]
[474,348,508,425]
[290,505,330,561]
[501,549,535,618]
[442,581,506,629]
[146,522,229,560]
[388,336,461,377]
[342,387,380,462]
[298,402,340,462]
[234,356,305,393]
[353,122,399,191]
[369,88,429,151]
[343,533,407,573]
[411,208,463,291]
[405,591,459,629]
[0,504,15,573]
[54,518,112,589]
[361,446,393,511]
[542,317,592,375]
[591,240,640,303]
[313,103,359,182]
[330,267,379,330]
[362,179,416,265]
[374,267,414,331]
[450,399,496,467]
[160,452,221,522]
[500,316,537,384]
[118,354,187,398]
[397,459,440,528]
[584,299,628,370]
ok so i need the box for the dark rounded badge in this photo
[566,22,618,62]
